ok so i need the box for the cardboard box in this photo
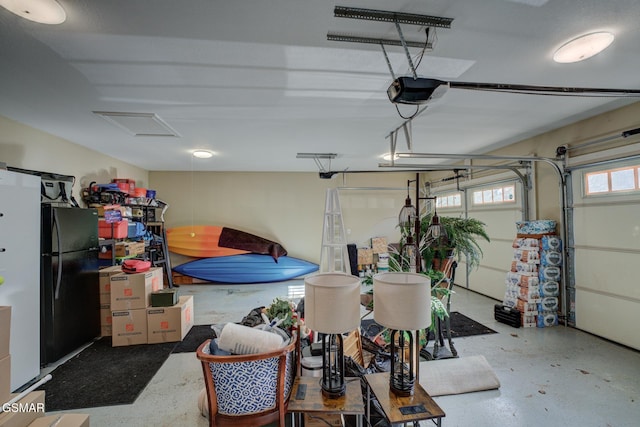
[111,309,147,347]
[357,248,374,265]
[371,237,388,254]
[99,265,123,304]
[0,391,45,427]
[0,306,10,358]
[114,241,145,258]
[0,355,10,406]
[147,296,194,344]
[100,303,112,337]
[27,413,90,427]
[110,267,162,310]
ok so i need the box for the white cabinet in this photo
[0,169,41,391]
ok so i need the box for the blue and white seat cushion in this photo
[202,339,295,416]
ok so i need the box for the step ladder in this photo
[146,223,174,288]
[319,188,350,273]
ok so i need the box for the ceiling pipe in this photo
[395,151,557,162]
[379,162,529,182]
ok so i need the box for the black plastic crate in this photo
[494,304,521,328]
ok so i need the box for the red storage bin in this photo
[99,218,129,238]
[111,178,136,194]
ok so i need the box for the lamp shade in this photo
[373,272,431,331]
[304,272,361,334]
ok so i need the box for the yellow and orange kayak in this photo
[166,225,287,260]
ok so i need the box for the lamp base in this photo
[390,384,414,397]
[319,333,347,399]
[390,373,415,397]
[320,381,346,399]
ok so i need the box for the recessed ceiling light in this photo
[0,0,66,24]
[192,150,213,159]
[553,32,614,63]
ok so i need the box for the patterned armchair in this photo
[196,335,298,427]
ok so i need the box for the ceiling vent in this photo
[93,111,180,137]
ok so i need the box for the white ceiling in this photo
[2,0,640,172]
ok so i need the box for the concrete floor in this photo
[48,280,640,427]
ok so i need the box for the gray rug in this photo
[419,355,501,396]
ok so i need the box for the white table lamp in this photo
[304,272,361,398]
[373,272,431,396]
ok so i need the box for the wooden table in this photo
[288,376,364,427]
[364,372,445,426]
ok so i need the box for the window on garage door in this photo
[584,164,640,195]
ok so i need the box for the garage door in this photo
[431,171,528,301]
[568,155,640,350]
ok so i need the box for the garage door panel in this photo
[467,267,506,300]
[573,205,640,250]
[435,179,523,299]
[575,289,640,351]
[570,156,640,348]
[574,249,640,300]
[467,209,522,241]
[481,240,516,271]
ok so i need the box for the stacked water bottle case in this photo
[501,221,562,328]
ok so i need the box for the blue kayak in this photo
[173,253,319,284]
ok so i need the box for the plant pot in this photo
[360,293,373,309]
[432,255,454,272]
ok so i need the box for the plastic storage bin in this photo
[98,218,129,238]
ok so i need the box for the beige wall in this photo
[0,115,148,206]
[149,171,415,266]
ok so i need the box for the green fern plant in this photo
[361,243,449,332]
[420,214,490,270]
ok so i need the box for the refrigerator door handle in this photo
[53,209,63,300]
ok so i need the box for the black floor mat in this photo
[361,311,497,340]
[446,311,497,337]
[38,337,175,411]
[172,324,216,353]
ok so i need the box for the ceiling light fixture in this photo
[0,0,66,24]
[192,150,213,159]
[553,32,614,63]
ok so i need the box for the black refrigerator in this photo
[41,205,101,366]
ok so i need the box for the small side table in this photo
[288,376,364,427]
[364,372,445,426]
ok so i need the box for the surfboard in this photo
[166,225,287,260]
[172,253,319,284]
